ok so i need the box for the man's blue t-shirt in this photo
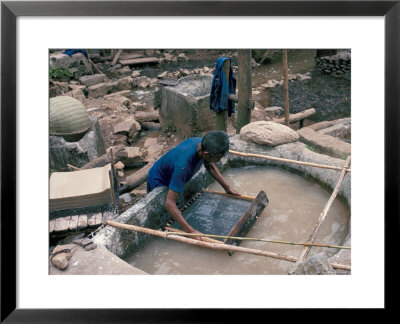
[147,137,203,194]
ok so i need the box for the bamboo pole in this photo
[165,226,224,245]
[282,49,290,126]
[164,229,350,250]
[106,221,351,271]
[203,189,255,201]
[296,155,351,263]
[229,150,351,172]
[67,164,81,171]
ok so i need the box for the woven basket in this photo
[49,96,90,140]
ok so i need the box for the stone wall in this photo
[315,51,351,77]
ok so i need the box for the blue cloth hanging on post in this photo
[62,49,88,59]
[210,57,236,117]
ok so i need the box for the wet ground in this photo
[135,49,351,123]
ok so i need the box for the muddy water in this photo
[126,166,350,274]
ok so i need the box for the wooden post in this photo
[108,170,118,213]
[282,49,290,126]
[111,49,123,66]
[215,59,230,131]
[236,49,252,134]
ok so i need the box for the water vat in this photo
[93,137,351,274]
[125,166,350,274]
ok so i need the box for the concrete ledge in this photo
[297,127,351,159]
[49,244,148,275]
[93,135,351,275]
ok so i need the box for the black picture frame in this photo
[1,1,398,322]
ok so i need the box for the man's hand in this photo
[225,186,241,196]
[189,229,203,241]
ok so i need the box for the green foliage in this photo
[49,67,72,80]
[306,144,317,152]
[162,120,178,134]
[183,49,196,55]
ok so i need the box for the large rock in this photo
[49,52,92,76]
[79,74,106,87]
[87,82,114,98]
[113,76,134,91]
[240,121,299,146]
[143,138,163,162]
[113,117,141,138]
[119,147,145,166]
[288,253,336,275]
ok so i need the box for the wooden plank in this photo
[119,57,159,66]
[102,211,115,223]
[49,220,55,233]
[273,108,316,125]
[111,49,123,66]
[119,53,144,60]
[77,215,88,230]
[224,191,268,246]
[87,213,96,227]
[69,215,79,231]
[88,213,102,227]
[53,217,70,233]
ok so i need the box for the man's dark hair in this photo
[201,130,229,157]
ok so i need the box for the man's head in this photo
[201,130,229,163]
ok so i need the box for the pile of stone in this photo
[314,51,351,76]
[157,65,214,80]
[256,73,312,90]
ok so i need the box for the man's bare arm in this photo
[204,161,240,195]
[164,189,202,238]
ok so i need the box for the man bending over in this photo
[147,130,240,239]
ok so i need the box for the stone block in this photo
[159,74,215,137]
[79,74,106,87]
[87,82,114,98]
